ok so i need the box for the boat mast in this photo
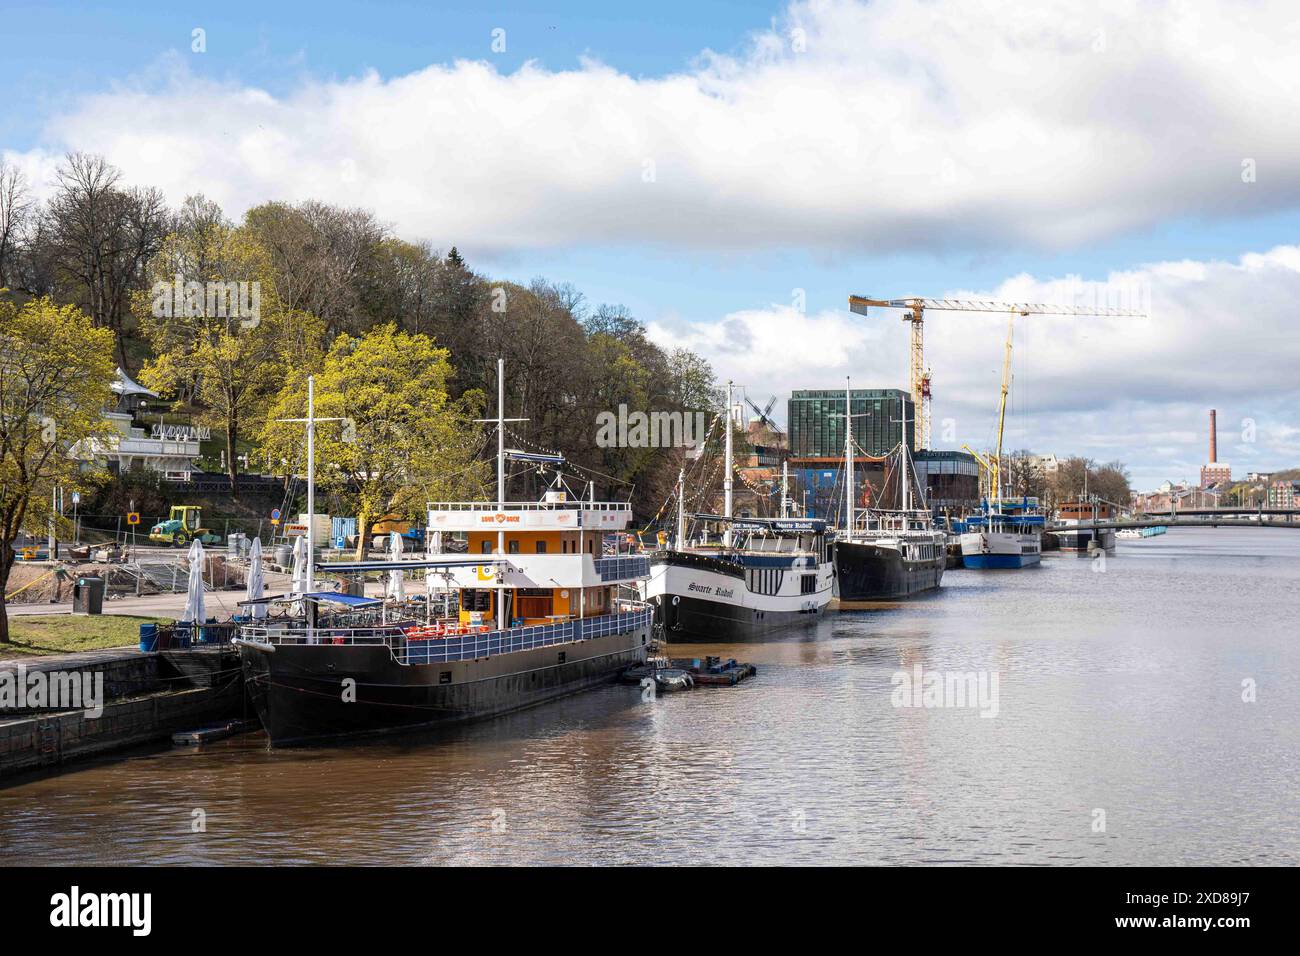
[496,358,506,555]
[993,315,1015,506]
[723,381,734,548]
[306,375,315,596]
[676,467,686,547]
[781,460,789,518]
[901,398,912,513]
[844,377,854,538]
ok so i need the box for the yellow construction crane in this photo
[847,296,1147,451]
[962,315,1016,500]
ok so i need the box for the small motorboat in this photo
[653,668,695,692]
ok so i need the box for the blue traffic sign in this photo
[271,508,282,520]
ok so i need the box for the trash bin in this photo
[72,575,105,615]
[139,622,159,652]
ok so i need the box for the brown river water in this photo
[0,528,1295,865]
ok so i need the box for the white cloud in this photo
[7,0,1300,256]
[648,245,1300,489]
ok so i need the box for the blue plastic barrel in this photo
[139,623,159,652]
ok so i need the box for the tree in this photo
[259,325,488,558]
[1047,456,1131,510]
[0,160,33,291]
[0,298,116,642]
[1002,450,1049,500]
[243,199,386,339]
[136,209,292,495]
[42,153,170,369]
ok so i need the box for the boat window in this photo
[508,539,520,554]
[480,540,492,554]
[535,541,547,554]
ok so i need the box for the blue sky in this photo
[6,0,1300,489]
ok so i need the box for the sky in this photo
[5,0,1300,490]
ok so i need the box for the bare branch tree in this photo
[0,160,33,290]
[42,152,171,369]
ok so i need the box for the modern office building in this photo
[786,387,978,519]
[788,388,915,459]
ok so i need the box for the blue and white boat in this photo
[958,315,1044,570]
[959,497,1045,569]
[1117,525,1167,539]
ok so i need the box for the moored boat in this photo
[1117,525,1167,539]
[959,497,1044,569]
[644,516,834,640]
[234,360,652,746]
[1054,498,1117,553]
[957,315,1042,570]
[831,380,945,600]
[639,383,834,641]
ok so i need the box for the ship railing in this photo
[427,500,631,513]
[401,606,652,665]
[235,624,403,647]
[237,607,653,665]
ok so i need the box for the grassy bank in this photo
[0,615,167,657]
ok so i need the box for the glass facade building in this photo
[787,389,916,459]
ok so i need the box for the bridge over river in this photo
[1046,506,1300,533]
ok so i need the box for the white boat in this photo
[640,383,834,640]
[1118,525,1167,539]
[959,315,1043,570]
[959,497,1044,568]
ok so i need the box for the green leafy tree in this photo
[260,325,488,558]
[136,207,295,495]
[0,297,115,642]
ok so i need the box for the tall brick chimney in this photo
[1209,409,1217,463]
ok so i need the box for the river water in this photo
[1,528,1295,865]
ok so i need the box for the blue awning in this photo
[301,592,384,607]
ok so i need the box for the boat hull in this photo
[833,540,945,600]
[237,626,649,747]
[959,531,1042,569]
[642,552,833,642]
[961,552,1040,569]
[1054,527,1116,553]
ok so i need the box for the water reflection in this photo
[0,530,1296,865]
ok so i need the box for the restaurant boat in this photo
[233,360,652,746]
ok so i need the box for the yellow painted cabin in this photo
[461,528,615,628]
